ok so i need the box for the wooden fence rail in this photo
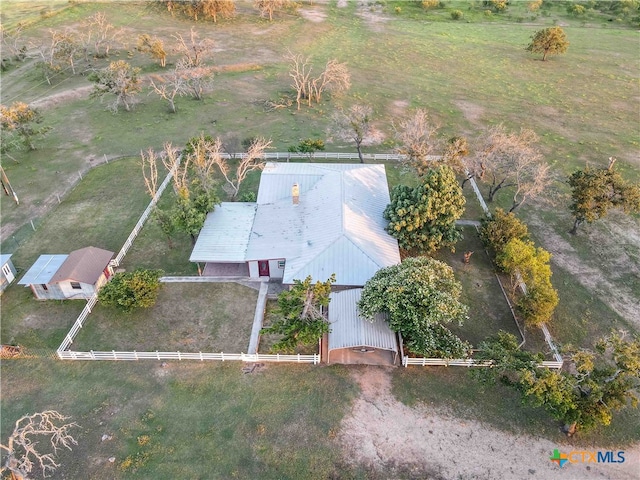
[56,350,320,363]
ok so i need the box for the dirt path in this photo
[338,368,640,480]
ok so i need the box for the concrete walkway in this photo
[247,282,269,354]
[160,276,266,283]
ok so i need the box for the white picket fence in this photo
[222,152,409,161]
[113,167,175,266]
[57,350,319,363]
[57,294,98,352]
[403,357,563,369]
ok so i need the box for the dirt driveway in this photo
[338,368,640,480]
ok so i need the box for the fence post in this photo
[134,351,138,360]
[112,350,116,360]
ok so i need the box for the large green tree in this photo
[567,162,640,234]
[98,269,164,313]
[357,257,471,358]
[526,26,569,61]
[384,165,465,254]
[474,330,640,436]
[261,274,335,353]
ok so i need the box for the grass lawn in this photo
[73,283,258,353]
[0,359,360,480]
[2,157,150,268]
[432,226,524,349]
[0,284,84,350]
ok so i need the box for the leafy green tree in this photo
[526,27,569,61]
[384,165,465,254]
[98,269,164,312]
[496,238,558,326]
[358,257,471,359]
[171,184,218,245]
[479,208,530,256]
[567,162,640,234]
[261,274,336,353]
[0,102,51,151]
[288,138,325,160]
[474,330,640,436]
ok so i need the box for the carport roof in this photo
[328,288,398,352]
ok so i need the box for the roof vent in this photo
[292,183,299,205]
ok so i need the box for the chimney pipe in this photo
[292,183,299,205]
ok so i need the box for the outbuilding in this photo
[18,246,114,300]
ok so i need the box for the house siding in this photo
[31,283,65,300]
[57,280,97,299]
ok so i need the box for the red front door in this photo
[258,260,270,277]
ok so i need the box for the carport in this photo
[326,289,399,366]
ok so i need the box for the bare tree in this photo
[474,124,550,211]
[310,58,350,103]
[161,142,189,197]
[137,34,167,67]
[1,411,78,480]
[0,23,27,66]
[83,12,121,58]
[173,27,213,68]
[332,104,372,163]
[141,147,160,198]
[254,0,291,21]
[211,137,272,200]
[30,29,80,83]
[286,51,350,110]
[185,133,222,193]
[148,70,184,113]
[394,108,440,176]
[176,62,215,100]
[286,51,313,110]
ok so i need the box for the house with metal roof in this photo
[18,246,114,300]
[190,162,401,365]
[190,162,401,286]
[1,254,17,294]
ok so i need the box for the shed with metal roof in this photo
[327,288,399,365]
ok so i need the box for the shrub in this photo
[451,9,463,19]
[422,0,439,8]
[98,269,164,313]
[518,283,559,327]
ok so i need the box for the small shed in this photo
[18,247,114,300]
[1,254,17,293]
[326,288,399,366]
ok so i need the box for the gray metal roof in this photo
[328,288,398,352]
[18,255,68,285]
[190,203,257,263]
[191,163,401,286]
[0,254,12,266]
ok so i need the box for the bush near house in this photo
[98,269,164,313]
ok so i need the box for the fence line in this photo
[403,357,563,369]
[57,350,320,363]
[57,293,98,352]
[57,164,177,358]
[465,173,563,367]
[113,167,176,266]
[221,152,409,161]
